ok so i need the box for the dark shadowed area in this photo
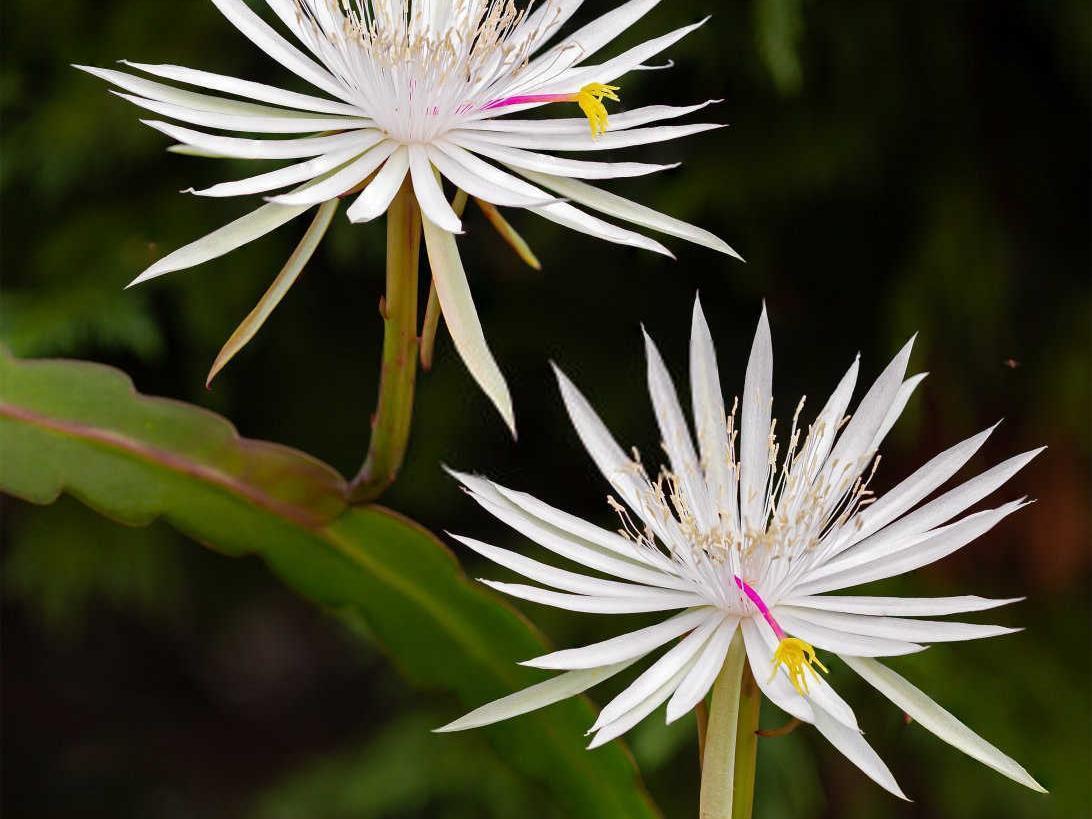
[2,1,1089,817]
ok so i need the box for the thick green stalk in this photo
[731,661,762,819]
[699,633,760,819]
[349,179,421,503]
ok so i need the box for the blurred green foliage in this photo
[2,0,1089,817]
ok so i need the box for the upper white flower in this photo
[78,1,738,425]
[439,297,1045,800]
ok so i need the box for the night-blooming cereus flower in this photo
[77,0,738,428]
[438,297,1046,799]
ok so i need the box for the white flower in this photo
[438,296,1045,799]
[77,1,738,425]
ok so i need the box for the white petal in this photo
[836,423,998,552]
[112,92,368,133]
[799,499,1030,596]
[524,608,714,670]
[586,656,694,749]
[739,306,773,532]
[486,481,683,575]
[268,140,398,206]
[781,594,1023,617]
[456,480,685,585]
[189,146,367,198]
[870,372,927,451]
[466,101,719,136]
[689,296,738,529]
[774,609,925,657]
[410,145,464,233]
[779,606,1018,644]
[560,18,710,90]
[78,65,330,118]
[129,200,312,286]
[480,580,705,614]
[833,449,1044,571]
[435,659,636,732]
[345,148,410,223]
[593,614,721,729]
[812,703,909,800]
[526,170,742,257]
[143,119,375,159]
[451,122,723,152]
[553,365,684,546]
[823,336,915,485]
[643,330,718,533]
[207,0,353,102]
[119,60,362,115]
[508,0,584,56]
[842,656,1046,793]
[796,355,860,488]
[426,144,557,208]
[421,216,514,432]
[666,616,739,722]
[455,135,677,180]
[450,533,654,598]
[739,618,814,723]
[524,0,660,79]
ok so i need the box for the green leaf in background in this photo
[0,348,659,819]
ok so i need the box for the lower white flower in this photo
[437,296,1046,799]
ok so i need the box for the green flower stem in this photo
[699,631,760,819]
[349,178,422,503]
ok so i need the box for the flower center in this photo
[734,575,828,695]
[483,82,623,137]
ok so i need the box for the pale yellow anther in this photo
[770,637,829,696]
[574,82,621,138]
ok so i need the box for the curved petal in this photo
[346,147,410,222]
[666,615,739,722]
[480,580,705,614]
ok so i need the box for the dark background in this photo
[3,0,1089,816]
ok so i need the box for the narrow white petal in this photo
[508,0,584,56]
[207,0,354,102]
[824,337,915,484]
[666,616,739,722]
[268,140,397,206]
[450,533,655,598]
[422,213,514,432]
[837,424,998,552]
[812,703,909,800]
[524,608,714,670]
[587,657,694,749]
[466,101,718,136]
[525,0,660,78]
[458,482,686,585]
[842,656,1046,793]
[799,499,1029,596]
[833,449,1044,571]
[119,60,362,115]
[189,146,366,198]
[781,595,1023,617]
[129,200,312,286]
[143,119,375,159]
[456,135,677,180]
[780,606,1019,644]
[481,580,705,614]
[560,18,710,90]
[519,171,741,258]
[644,330,717,531]
[593,615,721,729]
[740,306,773,532]
[345,148,410,222]
[435,659,636,732]
[774,609,925,657]
[451,122,723,152]
[426,144,556,208]
[410,145,464,233]
[797,356,860,487]
[689,296,738,528]
[870,372,927,451]
[113,92,368,133]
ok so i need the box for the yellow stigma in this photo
[770,637,829,696]
[575,82,621,138]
